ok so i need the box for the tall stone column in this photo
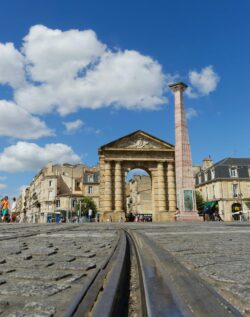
[169,82,197,217]
[167,162,176,212]
[104,161,112,212]
[157,162,166,212]
[115,161,123,212]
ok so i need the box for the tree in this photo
[77,196,97,218]
[196,190,204,211]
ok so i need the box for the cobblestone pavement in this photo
[132,222,250,316]
[0,223,118,317]
[1,222,250,316]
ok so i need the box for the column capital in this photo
[169,82,188,93]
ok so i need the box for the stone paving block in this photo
[0,267,16,273]
[8,270,71,281]
[54,261,96,271]
[0,281,70,297]
[8,302,56,317]
[62,251,96,258]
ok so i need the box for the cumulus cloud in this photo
[22,25,105,83]
[2,24,167,115]
[63,119,84,133]
[0,24,217,142]
[0,100,54,139]
[0,43,25,88]
[186,107,198,120]
[0,142,81,172]
[186,66,220,98]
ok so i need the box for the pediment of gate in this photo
[99,130,174,151]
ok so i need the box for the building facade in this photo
[126,175,152,214]
[195,157,250,221]
[17,163,100,223]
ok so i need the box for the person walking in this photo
[2,196,10,223]
[88,208,93,222]
[10,197,17,222]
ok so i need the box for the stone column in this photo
[115,161,123,212]
[167,162,176,212]
[158,162,166,211]
[169,82,196,212]
[104,161,112,212]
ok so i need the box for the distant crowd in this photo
[0,196,17,223]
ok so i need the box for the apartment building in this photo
[195,157,250,221]
[18,162,100,223]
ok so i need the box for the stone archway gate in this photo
[98,130,176,222]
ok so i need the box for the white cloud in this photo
[186,107,198,120]
[0,183,7,190]
[0,43,25,88]
[22,25,105,83]
[186,66,220,98]
[0,142,81,172]
[0,176,6,181]
[0,100,54,139]
[5,25,167,115]
[63,119,84,133]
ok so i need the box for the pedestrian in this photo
[174,208,180,221]
[88,208,93,222]
[2,196,10,223]
[10,197,17,223]
[0,198,3,222]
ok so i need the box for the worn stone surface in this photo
[0,223,118,316]
[1,222,249,316]
[135,222,250,316]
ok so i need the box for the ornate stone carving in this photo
[116,137,159,149]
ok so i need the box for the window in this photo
[75,180,81,191]
[56,200,60,208]
[88,174,94,182]
[198,174,202,184]
[49,180,52,187]
[204,172,208,182]
[88,186,93,194]
[230,167,238,178]
[48,191,54,201]
[232,184,238,197]
[72,200,77,208]
[212,185,215,199]
[211,168,215,179]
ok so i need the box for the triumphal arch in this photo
[98,130,176,222]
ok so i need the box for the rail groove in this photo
[64,228,243,317]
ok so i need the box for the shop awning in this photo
[202,201,218,208]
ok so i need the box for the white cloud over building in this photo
[0,142,81,172]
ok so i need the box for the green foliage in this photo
[77,196,97,217]
[196,190,204,211]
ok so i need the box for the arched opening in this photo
[232,203,242,221]
[125,168,152,222]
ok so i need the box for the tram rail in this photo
[0,224,244,316]
[68,228,243,317]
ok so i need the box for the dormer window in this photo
[204,171,208,182]
[88,174,94,182]
[211,168,215,179]
[230,167,238,178]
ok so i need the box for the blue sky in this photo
[0,0,249,196]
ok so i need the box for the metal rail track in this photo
[63,227,243,317]
[128,229,243,317]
